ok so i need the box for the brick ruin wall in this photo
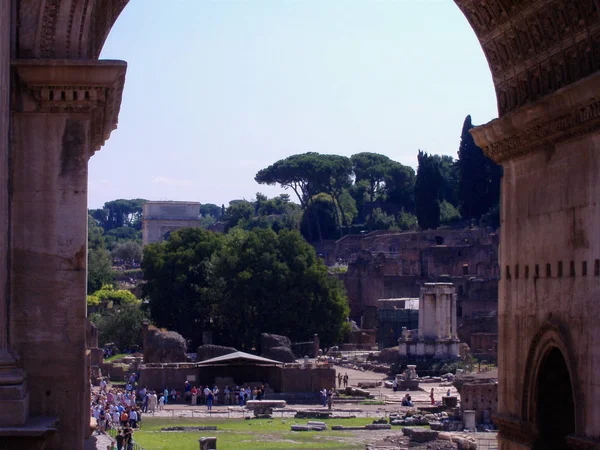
[336,228,499,326]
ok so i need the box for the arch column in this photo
[5,59,125,450]
[472,73,600,450]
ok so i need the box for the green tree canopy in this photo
[142,228,224,346]
[141,227,349,350]
[415,150,442,230]
[256,153,354,240]
[90,284,139,307]
[200,203,223,219]
[90,198,146,231]
[88,215,114,293]
[350,152,392,202]
[382,162,416,212]
[89,303,148,351]
[111,240,143,266]
[457,115,502,221]
[212,228,349,349]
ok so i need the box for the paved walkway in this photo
[84,432,114,450]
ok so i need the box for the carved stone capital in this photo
[471,72,600,163]
[12,59,126,156]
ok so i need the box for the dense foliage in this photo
[415,151,442,229]
[89,303,148,350]
[457,115,502,221]
[142,228,350,349]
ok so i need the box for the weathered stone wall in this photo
[138,363,200,392]
[498,125,600,442]
[342,233,499,325]
[279,367,336,393]
[461,381,498,425]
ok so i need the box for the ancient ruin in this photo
[141,201,201,245]
[2,1,600,449]
[397,283,459,359]
[337,228,499,352]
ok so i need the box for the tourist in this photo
[149,391,157,412]
[224,385,231,405]
[343,373,348,388]
[129,408,138,428]
[142,390,149,413]
[184,380,191,402]
[158,394,165,410]
[98,407,107,434]
[402,393,413,407]
[252,386,258,400]
[260,384,266,400]
[326,388,334,410]
[213,385,219,404]
[206,388,214,411]
[191,385,198,405]
[392,378,398,392]
[112,409,120,427]
[245,386,251,403]
[320,388,327,407]
[120,409,129,428]
[123,426,135,450]
[337,373,342,388]
[170,388,177,402]
[115,429,124,450]
[430,388,435,405]
[163,387,169,404]
[239,386,245,406]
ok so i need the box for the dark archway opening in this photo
[533,347,575,450]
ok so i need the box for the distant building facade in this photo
[142,201,201,246]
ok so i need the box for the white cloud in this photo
[152,176,193,187]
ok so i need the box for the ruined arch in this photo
[521,322,582,446]
[13,1,600,120]
[5,1,600,449]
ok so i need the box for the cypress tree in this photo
[415,150,442,230]
[457,115,502,221]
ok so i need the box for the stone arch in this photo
[15,1,600,118]
[521,321,582,445]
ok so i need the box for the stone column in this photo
[10,60,125,450]
[451,292,457,339]
[0,0,30,429]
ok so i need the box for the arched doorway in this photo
[533,347,575,450]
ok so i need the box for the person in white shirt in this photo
[224,386,231,405]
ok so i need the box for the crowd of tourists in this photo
[181,380,268,408]
[91,375,149,449]
[91,375,274,437]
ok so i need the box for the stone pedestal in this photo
[199,436,217,450]
[463,410,476,430]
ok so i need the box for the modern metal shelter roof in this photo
[196,351,284,367]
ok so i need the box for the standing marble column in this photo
[10,60,125,450]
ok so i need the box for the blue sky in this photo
[92,0,497,209]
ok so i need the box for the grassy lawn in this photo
[133,417,375,450]
[105,353,127,362]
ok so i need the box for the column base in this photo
[0,416,57,450]
[0,366,29,427]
